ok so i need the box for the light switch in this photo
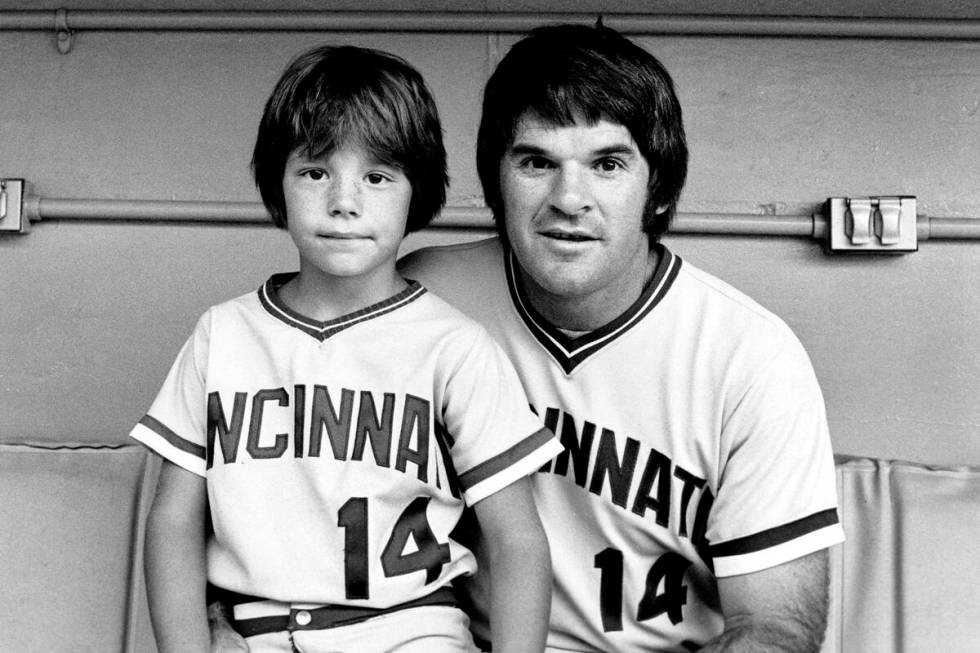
[845,198,873,244]
[876,197,902,245]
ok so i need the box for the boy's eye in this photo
[365,172,391,185]
[303,169,327,181]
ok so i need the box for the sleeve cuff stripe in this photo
[713,524,845,577]
[138,414,206,460]
[458,427,557,492]
[710,507,840,558]
[463,436,565,505]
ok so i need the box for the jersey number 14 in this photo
[338,496,451,599]
[594,548,693,631]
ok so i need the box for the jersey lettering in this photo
[205,386,452,497]
[309,385,354,459]
[537,406,713,552]
[590,428,640,509]
[351,391,395,467]
[206,391,247,467]
[247,388,289,459]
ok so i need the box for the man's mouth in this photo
[541,231,595,242]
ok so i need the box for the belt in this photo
[217,586,458,638]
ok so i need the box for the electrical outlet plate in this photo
[0,179,30,234]
[828,196,917,253]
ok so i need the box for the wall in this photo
[2,3,978,465]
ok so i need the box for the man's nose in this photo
[328,178,361,217]
[549,165,592,217]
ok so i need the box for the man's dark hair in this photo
[253,45,448,233]
[476,24,688,245]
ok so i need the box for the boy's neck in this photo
[278,268,409,322]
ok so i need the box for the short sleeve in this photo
[439,328,563,505]
[708,332,844,576]
[128,312,211,476]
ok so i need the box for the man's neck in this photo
[518,248,659,332]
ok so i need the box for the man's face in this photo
[499,114,652,320]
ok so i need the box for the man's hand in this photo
[207,601,249,653]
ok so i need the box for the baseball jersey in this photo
[399,238,845,652]
[130,273,562,608]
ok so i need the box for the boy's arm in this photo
[145,459,210,653]
[471,476,551,653]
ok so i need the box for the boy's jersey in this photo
[130,274,562,607]
[399,238,845,652]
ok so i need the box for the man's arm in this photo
[472,476,552,653]
[701,549,829,653]
[144,459,210,653]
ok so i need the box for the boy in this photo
[131,45,562,653]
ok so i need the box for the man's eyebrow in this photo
[592,144,640,158]
[506,143,548,157]
[505,143,640,158]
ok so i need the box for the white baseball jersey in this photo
[130,273,562,608]
[400,238,845,652]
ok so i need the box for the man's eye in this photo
[596,159,622,173]
[522,157,552,170]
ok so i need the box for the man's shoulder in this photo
[398,237,507,311]
[399,236,503,281]
[675,257,789,333]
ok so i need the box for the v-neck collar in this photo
[505,244,682,374]
[258,272,427,341]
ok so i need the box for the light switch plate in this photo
[0,179,30,234]
[828,196,917,252]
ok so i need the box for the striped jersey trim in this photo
[139,414,206,460]
[458,427,557,491]
[505,244,682,374]
[258,273,428,341]
[710,508,841,560]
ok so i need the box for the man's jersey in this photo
[130,273,562,608]
[399,238,844,652]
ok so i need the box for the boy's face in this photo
[498,113,651,317]
[282,145,411,293]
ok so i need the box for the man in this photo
[213,23,844,652]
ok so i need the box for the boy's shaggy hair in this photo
[253,45,448,233]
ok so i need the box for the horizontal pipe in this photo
[921,216,980,240]
[1,10,979,40]
[33,197,822,234]
[25,196,978,241]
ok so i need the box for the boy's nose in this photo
[328,179,361,217]
[549,165,593,217]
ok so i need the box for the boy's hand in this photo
[207,601,249,653]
